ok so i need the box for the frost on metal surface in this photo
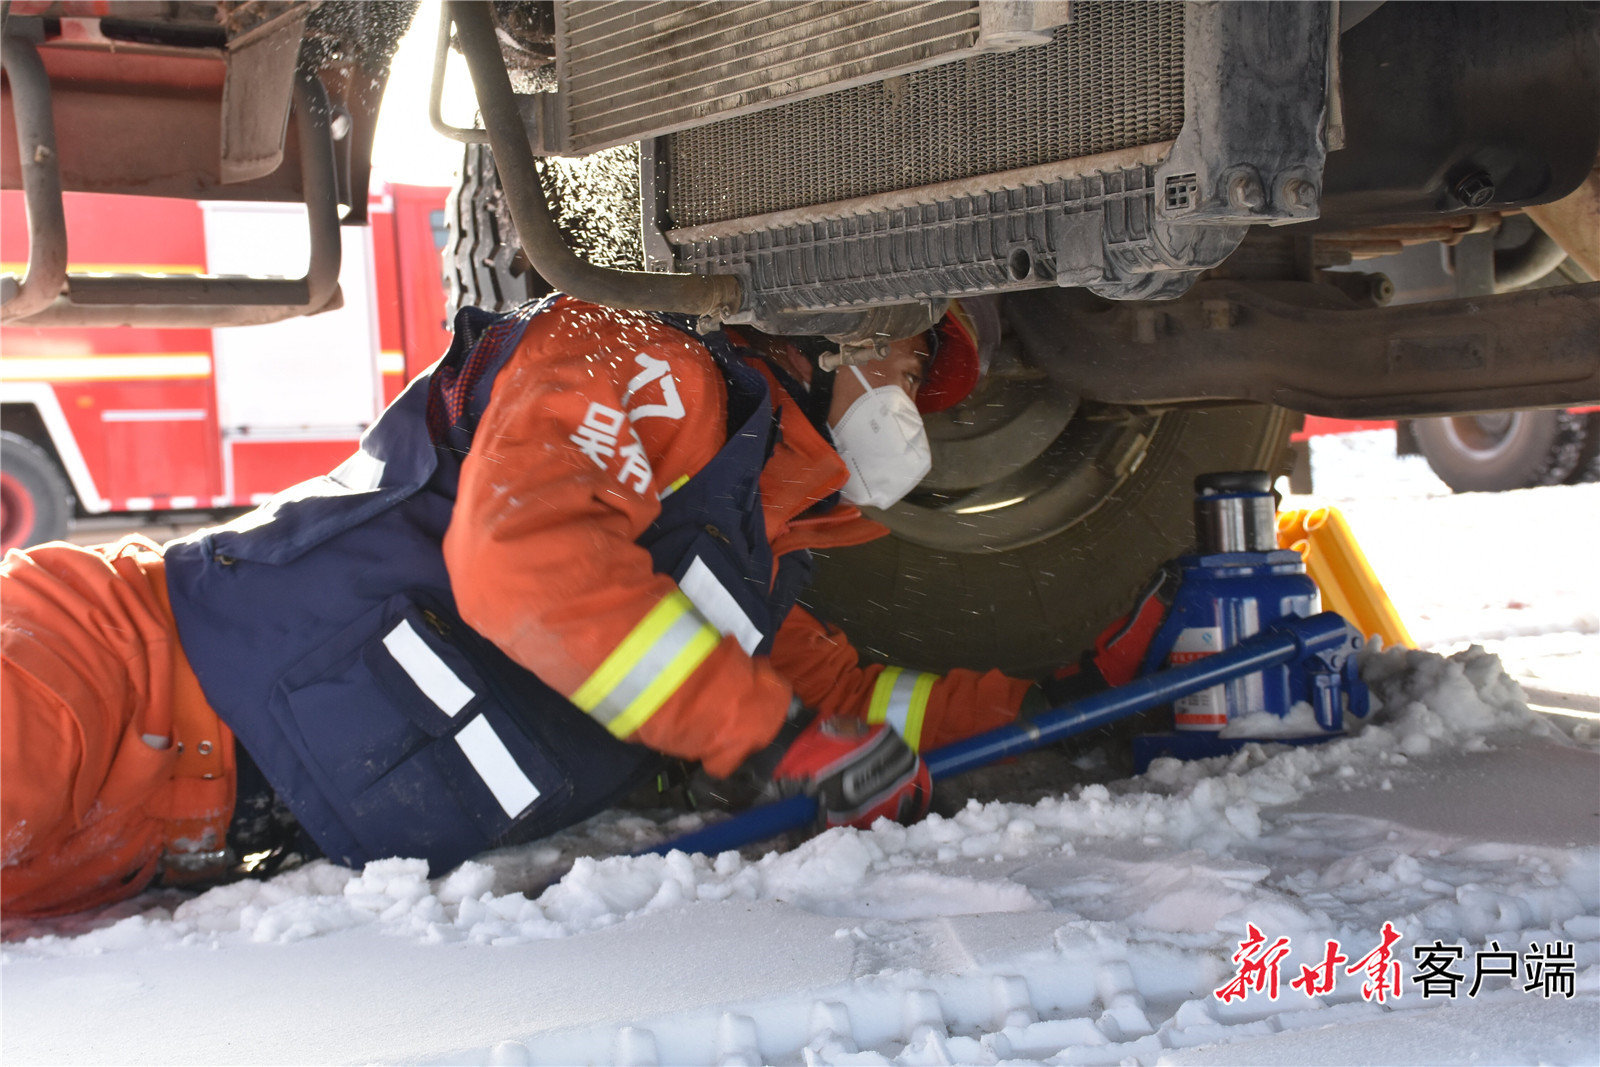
[557,0,984,153]
[666,1,1184,227]
[536,144,642,272]
[300,0,419,75]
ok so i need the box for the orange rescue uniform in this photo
[1,538,233,918]
[1,298,1030,919]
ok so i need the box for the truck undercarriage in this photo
[3,0,1598,671]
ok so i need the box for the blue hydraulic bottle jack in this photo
[1130,471,1368,771]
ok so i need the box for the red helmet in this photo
[916,299,993,414]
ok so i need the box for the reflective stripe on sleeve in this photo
[866,667,938,750]
[571,591,723,739]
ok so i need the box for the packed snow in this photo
[4,431,1597,1066]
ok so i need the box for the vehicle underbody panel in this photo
[1007,281,1600,419]
[3,0,1599,416]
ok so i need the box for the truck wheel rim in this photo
[871,371,1161,553]
[1439,413,1522,459]
[0,470,36,552]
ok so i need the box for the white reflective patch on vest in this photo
[455,715,541,817]
[680,556,763,654]
[382,618,474,716]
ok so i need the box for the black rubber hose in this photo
[1495,228,1570,292]
[448,1,743,318]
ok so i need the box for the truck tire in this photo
[0,431,73,553]
[1412,410,1587,493]
[445,142,642,316]
[805,403,1295,676]
[445,143,545,316]
[1564,412,1600,484]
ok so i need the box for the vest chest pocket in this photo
[672,530,776,657]
[276,595,569,870]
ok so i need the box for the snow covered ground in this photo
[4,431,1597,1066]
[1286,431,1600,710]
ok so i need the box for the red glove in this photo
[756,704,932,830]
[1035,564,1182,708]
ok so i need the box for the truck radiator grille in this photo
[666,0,1184,228]
[557,1,982,153]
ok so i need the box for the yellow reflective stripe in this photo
[659,474,690,500]
[867,667,938,750]
[571,591,722,739]
[0,261,204,275]
[867,667,903,725]
[1,354,211,382]
[606,625,721,738]
[572,595,687,711]
[902,672,937,750]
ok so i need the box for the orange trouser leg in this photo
[1,537,187,919]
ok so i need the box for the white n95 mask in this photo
[831,364,933,509]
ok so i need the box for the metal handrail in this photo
[1,34,343,328]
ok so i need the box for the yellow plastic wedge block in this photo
[1277,506,1415,649]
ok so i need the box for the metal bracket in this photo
[429,2,547,148]
[637,137,677,273]
[1,32,67,322]
[220,4,311,183]
[1156,2,1330,227]
[429,2,486,145]
[1,30,343,329]
[976,2,1073,50]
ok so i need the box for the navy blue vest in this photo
[165,301,814,873]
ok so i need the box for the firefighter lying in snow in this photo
[1,295,1042,919]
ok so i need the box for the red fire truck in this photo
[0,183,453,551]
